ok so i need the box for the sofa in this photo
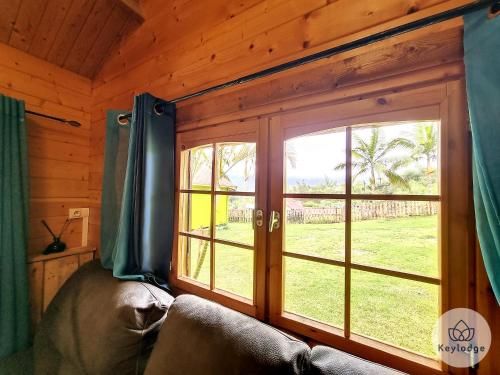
[1,260,406,374]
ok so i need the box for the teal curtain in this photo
[100,93,175,288]
[0,95,30,358]
[464,9,500,304]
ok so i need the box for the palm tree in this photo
[335,128,413,192]
[218,142,298,187]
[412,124,438,173]
[217,143,256,185]
[410,124,438,192]
[189,147,211,183]
[188,143,257,187]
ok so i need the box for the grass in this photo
[184,215,439,357]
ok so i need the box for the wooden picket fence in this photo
[228,209,254,223]
[228,200,437,224]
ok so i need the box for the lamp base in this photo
[44,239,66,255]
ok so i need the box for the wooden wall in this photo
[89,0,475,250]
[86,1,498,373]
[0,42,92,257]
[1,0,496,372]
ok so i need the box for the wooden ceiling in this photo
[0,0,143,78]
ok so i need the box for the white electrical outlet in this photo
[69,208,89,219]
[69,208,90,247]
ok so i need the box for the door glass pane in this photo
[351,121,440,195]
[351,200,439,276]
[284,256,344,328]
[285,129,346,194]
[284,198,345,261]
[179,235,210,285]
[216,195,254,246]
[179,193,211,236]
[215,143,256,192]
[180,145,213,190]
[351,270,439,357]
[215,244,254,300]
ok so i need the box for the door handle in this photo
[253,209,264,229]
[268,210,280,233]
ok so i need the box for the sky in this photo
[285,121,440,189]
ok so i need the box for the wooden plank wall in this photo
[89,0,474,250]
[87,1,498,373]
[0,42,92,258]
[0,0,496,373]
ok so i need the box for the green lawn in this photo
[184,215,439,357]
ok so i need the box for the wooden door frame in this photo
[171,118,268,319]
[170,76,472,375]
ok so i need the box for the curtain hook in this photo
[153,103,165,116]
[117,114,129,126]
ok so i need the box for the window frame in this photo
[171,118,268,319]
[268,81,472,374]
[171,80,472,375]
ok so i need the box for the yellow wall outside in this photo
[190,184,229,230]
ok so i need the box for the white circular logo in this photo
[432,308,491,368]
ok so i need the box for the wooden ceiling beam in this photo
[114,0,145,23]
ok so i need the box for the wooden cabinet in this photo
[28,246,97,328]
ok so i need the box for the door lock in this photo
[254,209,264,228]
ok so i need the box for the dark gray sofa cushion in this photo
[310,346,406,375]
[34,260,174,375]
[145,294,311,375]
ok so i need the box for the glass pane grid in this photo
[351,200,439,278]
[179,192,212,236]
[285,128,346,194]
[180,145,214,191]
[351,121,440,196]
[179,231,210,240]
[284,256,345,328]
[215,238,254,249]
[179,142,257,302]
[216,142,256,193]
[178,234,211,285]
[284,198,345,262]
[350,270,439,357]
[215,192,256,248]
[215,243,254,300]
[179,189,211,194]
[282,251,439,284]
[214,191,256,196]
[282,121,442,358]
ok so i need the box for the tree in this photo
[217,143,256,185]
[188,144,257,187]
[412,124,438,173]
[335,128,413,192]
[189,147,211,182]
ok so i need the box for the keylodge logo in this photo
[448,320,475,342]
[433,308,491,367]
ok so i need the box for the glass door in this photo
[173,82,471,373]
[268,110,443,361]
[173,119,268,318]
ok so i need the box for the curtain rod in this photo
[117,0,498,122]
[25,110,81,127]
